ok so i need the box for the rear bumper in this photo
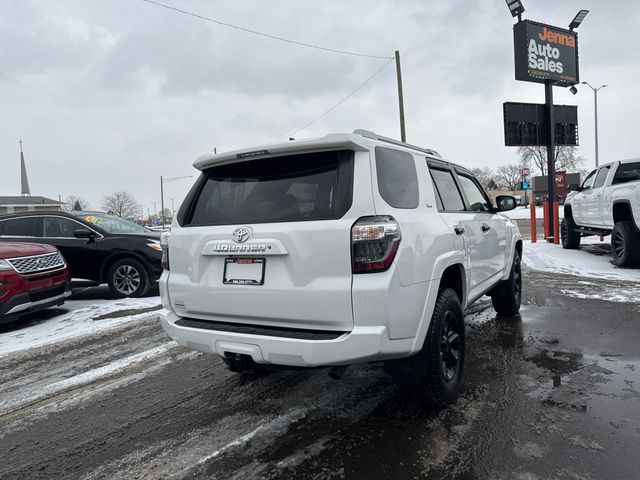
[159,309,414,367]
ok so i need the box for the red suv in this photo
[0,242,71,324]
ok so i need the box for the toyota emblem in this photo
[232,227,251,244]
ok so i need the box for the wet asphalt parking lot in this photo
[0,267,639,480]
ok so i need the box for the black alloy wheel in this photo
[439,311,462,383]
[611,221,640,267]
[561,217,581,249]
[613,229,625,259]
[383,287,465,408]
[491,252,522,316]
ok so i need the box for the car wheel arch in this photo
[612,200,634,224]
[410,261,465,351]
[438,263,465,304]
[564,204,574,219]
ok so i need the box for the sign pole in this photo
[545,81,556,241]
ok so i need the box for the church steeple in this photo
[19,139,31,197]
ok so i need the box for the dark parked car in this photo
[0,242,71,324]
[0,211,162,298]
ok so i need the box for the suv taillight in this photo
[352,216,401,273]
[160,232,170,270]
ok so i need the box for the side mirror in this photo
[73,229,97,239]
[568,183,581,192]
[496,195,517,212]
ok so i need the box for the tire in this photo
[384,288,465,408]
[611,221,640,267]
[561,217,581,249]
[490,252,522,316]
[106,258,150,298]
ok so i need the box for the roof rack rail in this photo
[353,129,441,157]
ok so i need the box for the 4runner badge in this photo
[232,227,251,244]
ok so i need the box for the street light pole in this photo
[581,82,607,168]
[168,197,178,217]
[160,175,165,229]
[160,174,192,229]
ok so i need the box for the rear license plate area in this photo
[223,258,265,285]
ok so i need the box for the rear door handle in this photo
[454,226,465,236]
[481,224,491,233]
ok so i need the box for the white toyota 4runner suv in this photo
[159,130,523,407]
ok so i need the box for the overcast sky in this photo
[1,0,639,214]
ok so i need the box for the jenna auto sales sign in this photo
[514,20,579,86]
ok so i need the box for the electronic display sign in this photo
[513,20,579,86]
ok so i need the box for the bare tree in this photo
[101,191,139,218]
[518,145,584,176]
[495,164,522,190]
[471,167,496,190]
[62,196,90,211]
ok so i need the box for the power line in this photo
[141,0,392,60]
[281,58,394,140]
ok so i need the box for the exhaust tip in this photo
[328,365,349,380]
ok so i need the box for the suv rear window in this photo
[612,162,640,185]
[184,150,354,226]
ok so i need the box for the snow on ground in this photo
[0,295,161,358]
[502,206,564,221]
[559,286,640,304]
[0,342,176,414]
[522,238,640,283]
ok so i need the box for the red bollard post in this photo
[553,201,560,244]
[542,202,549,241]
[530,203,537,243]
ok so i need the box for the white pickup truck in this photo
[562,159,640,267]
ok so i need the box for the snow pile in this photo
[0,296,161,358]
[522,238,640,282]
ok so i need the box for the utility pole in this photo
[395,50,406,143]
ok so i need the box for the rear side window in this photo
[185,150,354,226]
[1,217,42,237]
[429,168,465,211]
[375,147,419,209]
[612,162,640,185]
